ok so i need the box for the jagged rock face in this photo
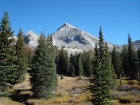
[52,23,122,51]
[24,30,39,48]
[133,40,140,50]
[52,23,98,49]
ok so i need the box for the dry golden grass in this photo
[0,97,21,105]
[57,76,89,90]
[13,73,31,90]
[1,74,140,105]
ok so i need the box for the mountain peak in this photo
[57,23,76,31]
[63,23,75,28]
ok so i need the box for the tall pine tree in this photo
[77,54,84,77]
[91,27,112,105]
[127,34,137,79]
[30,33,57,98]
[16,28,28,83]
[121,45,128,77]
[0,12,18,90]
[112,45,122,77]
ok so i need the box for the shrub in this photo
[55,93,63,97]
[60,74,64,79]
[72,93,92,103]
[54,97,68,104]
[0,92,12,97]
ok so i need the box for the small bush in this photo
[54,97,68,104]
[60,74,64,79]
[55,93,63,97]
[0,92,12,97]
[72,93,92,103]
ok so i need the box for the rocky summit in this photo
[24,30,39,49]
[52,23,122,52]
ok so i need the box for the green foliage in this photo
[30,33,57,99]
[127,34,137,79]
[77,54,84,77]
[121,45,128,76]
[60,74,64,79]
[26,47,33,68]
[0,12,18,88]
[69,63,75,77]
[82,51,93,77]
[15,28,28,83]
[91,27,112,105]
[0,92,12,97]
[112,46,122,77]
[57,47,69,75]
[137,49,140,82]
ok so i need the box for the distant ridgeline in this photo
[14,23,139,53]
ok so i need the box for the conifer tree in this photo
[127,34,137,79]
[57,48,69,75]
[85,53,93,77]
[91,27,112,105]
[16,28,28,83]
[26,47,33,68]
[30,33,57,98]
[82,51,93,77]
[121,45,128,77]
[69,54,76,76]
[0,12,18,90]
[112,46,122,77]
[77,54,84,77]
[137,49,140,74]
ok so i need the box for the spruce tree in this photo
[85,53,93,77]
[57,48,69,75]
[26,47,33,68]
[16,28,28,83]
[121,45,128,77]
[91,27,112,105]
[30,33,57,98]
[0,12,18,90]
[77,54,84,77]
[127,34,137,79]
[112,46,122,77]
[69,54,76,76]
[137,49,140,74]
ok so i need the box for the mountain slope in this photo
[52,23,122,51]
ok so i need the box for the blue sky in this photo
[0,0,140,45]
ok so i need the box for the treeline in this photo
[55,37,140,80]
